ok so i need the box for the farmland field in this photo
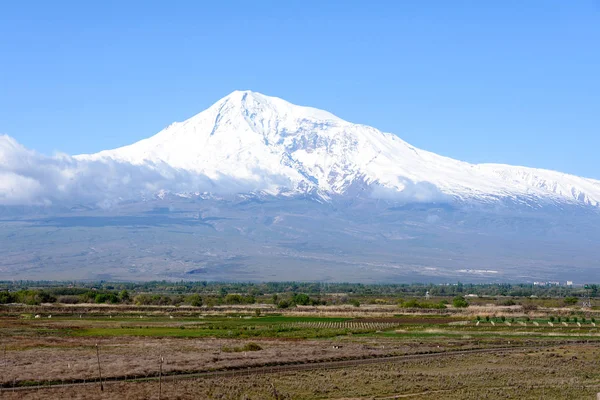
[1,285,600,399]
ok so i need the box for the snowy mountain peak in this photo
[75,91,600,207]
[214,90,343,123]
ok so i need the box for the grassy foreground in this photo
[2,298,600,399]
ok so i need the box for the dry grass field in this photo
[2,343,599,399]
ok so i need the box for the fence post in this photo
[96,344,104,391]
[158,355,164,400]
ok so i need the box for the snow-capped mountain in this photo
[77,90,600,207]
[3,91,600,282]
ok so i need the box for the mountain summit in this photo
[77,90,600,206]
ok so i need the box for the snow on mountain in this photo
[75,90,600,207]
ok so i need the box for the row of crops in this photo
[287,321,399,330]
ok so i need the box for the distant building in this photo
[465,294,479,298]
[566,281,573,286]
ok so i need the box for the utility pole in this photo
[158,355,164,400]
[96,344,103,391]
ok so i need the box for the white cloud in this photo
[369,179,451,203]
[0,135,293,206]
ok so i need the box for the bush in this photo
[243,342,262,351]
[222,342,262,353]
[187,294,203,307]
[350,299,360,307]
[522,303,538,312]
[57,295,80,304]
[119,290,130,302]
[0,291,15,304]
[564,297,578,306]
[277,300,291,309]
[292,293,310,306]
[549,316,555,322]
[95,293,119,304]
[400,299,445,309]
[452,296,469,308]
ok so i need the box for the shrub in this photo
[0,291,15,304]
[119,290,130,302]
[452,296,469,308]
[277,300,291,309]
[400,299,445,309]
[549,316,555,322]
[292,293,311,306]
[187,294,203,307]
[522,303,538,312]
[224,294,255,305]
[564,297,578,306]
[57,295,80,304]
[222,342,262,353]
[243,342,262,351]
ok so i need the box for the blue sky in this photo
[1,1,599,178]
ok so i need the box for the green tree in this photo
[452,296,469,308]
[292,293,310,306]
[119,290,130,302]
[187,294,203,307]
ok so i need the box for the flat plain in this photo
[2,297,600,399]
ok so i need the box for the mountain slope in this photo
[77,90,600,206]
